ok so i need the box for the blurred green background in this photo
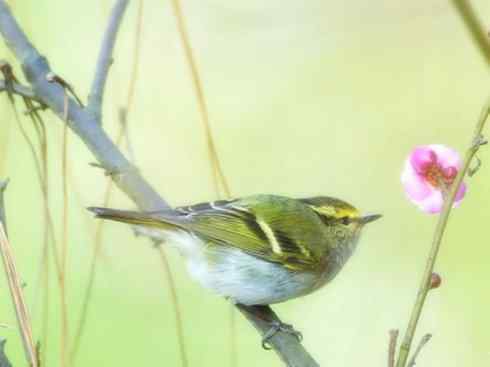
[0,0,489,366]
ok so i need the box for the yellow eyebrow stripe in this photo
[311,205,359,219]
[333,207,359,219]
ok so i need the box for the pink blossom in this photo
[401,144,466,214]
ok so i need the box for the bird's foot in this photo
[261,320,303,350]
[234,304,303,350]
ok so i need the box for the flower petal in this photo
[417,190,444,214]
[416,182,467,213]
[454,182,467,203]
[402,144,467,213]
[429,144,463,170]
[409,146,437,174]
[401,160,432,201]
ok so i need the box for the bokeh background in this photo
[0,0,489,366]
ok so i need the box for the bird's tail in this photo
[87,207,181,230]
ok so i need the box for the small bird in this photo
[88,194,380,343]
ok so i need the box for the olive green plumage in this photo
[88,194,380,305]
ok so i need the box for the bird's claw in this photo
[261,321,303,350]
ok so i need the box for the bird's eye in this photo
[341,217,350,225]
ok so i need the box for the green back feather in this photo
[90,194,360,272]
[176,195,332,271]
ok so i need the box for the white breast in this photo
[153,228,319,305]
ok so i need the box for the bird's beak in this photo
[359,214,382,224]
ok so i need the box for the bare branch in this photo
[0,1,320,365]
[87,0,130,122]
[0,0,167,212]
[238,305,319,367]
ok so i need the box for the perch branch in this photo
[0,1,319,366]
[395,99,490,367]
[87,0,129,123]
[237,305,319,367]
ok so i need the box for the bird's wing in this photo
[173,197,324,271]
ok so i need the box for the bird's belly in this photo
[150,228,322,305]
[187,245,319,306]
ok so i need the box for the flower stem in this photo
[395,99,490,367]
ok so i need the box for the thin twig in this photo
[126,1,189,363]
[0,179,9,234]
[87,0,130,123]
[451,0,490,65]
[157,247,188,367]
[0,182,38,367]
[60,85,70,367]
[118,2,190,356]
[70,130,125,363]
[43,72,73,367]
[230,305,238,367]
[1,63,64,351]
[19,99,53,366]
[40,246,50,367]
[34,112,52,367]
[395,99,490,367]
[169,0,231,199]
[407,334,432,367]
[388,329,399,367]
[168,3,236,363]
[1,61,64,288]
[121,105,190,367]
[1,85,59,355]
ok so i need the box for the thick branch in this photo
[0,1,167,212]
[0,1,319,365]
[87,0,129,122]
